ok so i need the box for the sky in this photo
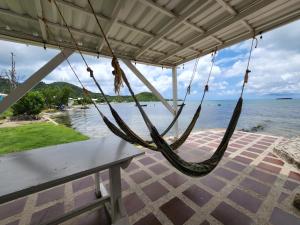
[0,19,300,100]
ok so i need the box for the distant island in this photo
[276,97,293,100]
[0,78,164,103]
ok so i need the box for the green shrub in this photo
[12,91,45,116]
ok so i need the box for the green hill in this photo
[0,79,162,102]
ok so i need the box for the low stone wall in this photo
[274,137,300,169]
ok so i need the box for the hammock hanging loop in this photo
[87,67,94,77]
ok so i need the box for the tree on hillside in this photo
[41,86,72,109]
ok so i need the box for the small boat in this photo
[217,104,221,106]
[135,104,147,107]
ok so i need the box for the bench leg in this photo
[109,165,128,225]
[94,172,101,198]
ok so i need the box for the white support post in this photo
[172,66,179,138]
[0,48,74,114]
[121,59,174,114]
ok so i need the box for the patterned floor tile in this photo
[130,170,151,184]
[133,213,162,225]
[183,185,213,207]
[30,202,64,225]
[240,177,271,196]
[0,197,27,220]
[200,175,226,192]
[211,202,253,225]
[228,188,262,213]
[249,169,277,184]
[149,163,169,175]
[123,193,145,216]
[36,185,65,206]
[270,207,300,225]
[163,172,187,188]
[142,181,169,201]
[213,167,238,181]
[72,176,94,192]
[160,197,195,225]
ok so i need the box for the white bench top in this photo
[0,136,143,204]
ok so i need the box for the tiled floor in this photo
[1,130,300,225]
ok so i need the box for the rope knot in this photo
[187,85,191,95]
[87,67,94,77]
[205,84,209,92]
[111,57,123,94]
[244,69,251,83]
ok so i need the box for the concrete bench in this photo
[0,136,144,225]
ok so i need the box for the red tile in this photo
[211,202,253,225]
[163,172,187,188]
[133,213,162,225]
[235,140,249,145]
[142,181,169,201]
[241,151,259,159]
[230,143,244,149]
[240,177,270,196]
[234,156,253,165]
[72,176,94,192]
[123,193,145,216]
[246,147,263,154]
[257,162,281,174]
[249,169,277,184]
[77,207,111,225]
[160,197,195,225]
[226,147,238,152]
[228,189,262,213]
[263,157,284,166]
[74,190,97,208]
[288,171,300,182]
[138,157,156,166]
[224,161,246,172]
[183,185,213,207]
[130,170,151,184]
[0,197,27,220]
[200,175,226,192]
[30,202,64,225]
[36,185,64,206]
[253,144,268,150]
[214,167,238,181]
[283,180,299,191]
[270,207,300,225]
[124,162,139,172]
[149,163,169,175]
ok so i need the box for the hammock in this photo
[52,0,257,177]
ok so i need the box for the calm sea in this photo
[55,99,300,139]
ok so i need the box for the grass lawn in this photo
[0,122,89,154]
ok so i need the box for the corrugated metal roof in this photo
[0,0,299,67]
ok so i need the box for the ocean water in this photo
[56,99,300,139]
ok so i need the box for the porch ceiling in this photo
[0,0,299,67]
